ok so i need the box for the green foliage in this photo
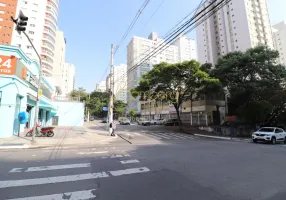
[237,100,273,123]
[213,45,286,123]
[131,60,220,124]
[129,109,136,117]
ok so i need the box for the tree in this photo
[213,45,286,122]
[132,60,220,127]
[129,109,136,121]
[114,100,127,117]
[69,87,88,101]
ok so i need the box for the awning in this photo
[39,100,57,111]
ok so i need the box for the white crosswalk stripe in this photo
[140,132,193,140]
[6,189,96,200]
[2,154,150,199]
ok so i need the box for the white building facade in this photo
[127,32,196,112]
[113,64,127,103]
[196,0,273,65]
[11,0,59,76]
[96,81,106,92]
[64,62,75,95]
[52,30,66,94]
[272,21,286,66]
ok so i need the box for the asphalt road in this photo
[1,123,286,199]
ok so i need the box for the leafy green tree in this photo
[237,100,273,123]
[132,60,220,126]
[69,87,88,101]
[213,45,286,121]
[129,109,136,121]
[114,100,127,116]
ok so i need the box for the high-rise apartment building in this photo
[272,21,286,66]
[53,29,66,94]
[0,0,18,45]
[114,64,127,103]
[1,0,59,77]
[127,32,196,112]
[196,0,273,65]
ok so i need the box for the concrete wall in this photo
[54,101,84,127]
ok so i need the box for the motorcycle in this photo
[26,124,55,137]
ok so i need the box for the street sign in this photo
[103,106,108,111]
[38,89,42,97]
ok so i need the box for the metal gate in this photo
[52,116,59,126]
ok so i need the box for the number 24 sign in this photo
[0,55,16,75]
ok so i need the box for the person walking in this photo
[110,120,116,136]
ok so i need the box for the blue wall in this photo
[54,102,84,127]
[0,77,30,138]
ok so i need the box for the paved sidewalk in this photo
[0,123,117,149]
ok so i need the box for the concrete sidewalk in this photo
[0,123,117,149]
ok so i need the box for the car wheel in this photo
[284,137,286,144]
[253,139,257,143]
[271,137,276,145]
[154,122,156,125]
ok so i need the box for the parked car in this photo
[252,127,286,144]
[150,119,163,125]
[120,119,131,125]
[141,120,151,126]
[90,116,95,121]
[165,119,179,126]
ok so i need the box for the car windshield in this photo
[258,128,275,132]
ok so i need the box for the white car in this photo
[150,119,162,125]
[252,127,286,144]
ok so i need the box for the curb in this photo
[0,135,119,150]
[194,134,251,142]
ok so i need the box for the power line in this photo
[113,0,151,55]
[139,0,165,33]
[114,0,231,92]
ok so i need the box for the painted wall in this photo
[54,101,84,127]
[0,76,29,138]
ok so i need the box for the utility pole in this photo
[12,11,41,143]
[108,44,114,136]
[87,93,90,122]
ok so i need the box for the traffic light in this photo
[15,10,28,34]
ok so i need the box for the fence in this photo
[141,112,209,126]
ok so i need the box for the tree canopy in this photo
[131,60,220,125]
[212,45,286,124]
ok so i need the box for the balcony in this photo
[44,20,57,32]
[42,68,52,77]
[46,12,58,25]
[41,51,54,62]
[41,55,53,64]
[43,27,56,38]
[47,0,59,12]
[42,63,53,72]
[42,41,55,52]
[42,59,53,69]
[46,6,58,18]
[42,34,56,45]
[45,17,57,31]
[42,47,54,57]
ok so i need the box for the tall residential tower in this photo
[196,0,273,64]
[0,0,60,77]
[127,32,197,112]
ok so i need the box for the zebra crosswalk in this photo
[138,131,194,140]
[0,153,150,200]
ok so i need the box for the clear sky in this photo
[58,0,286,92]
